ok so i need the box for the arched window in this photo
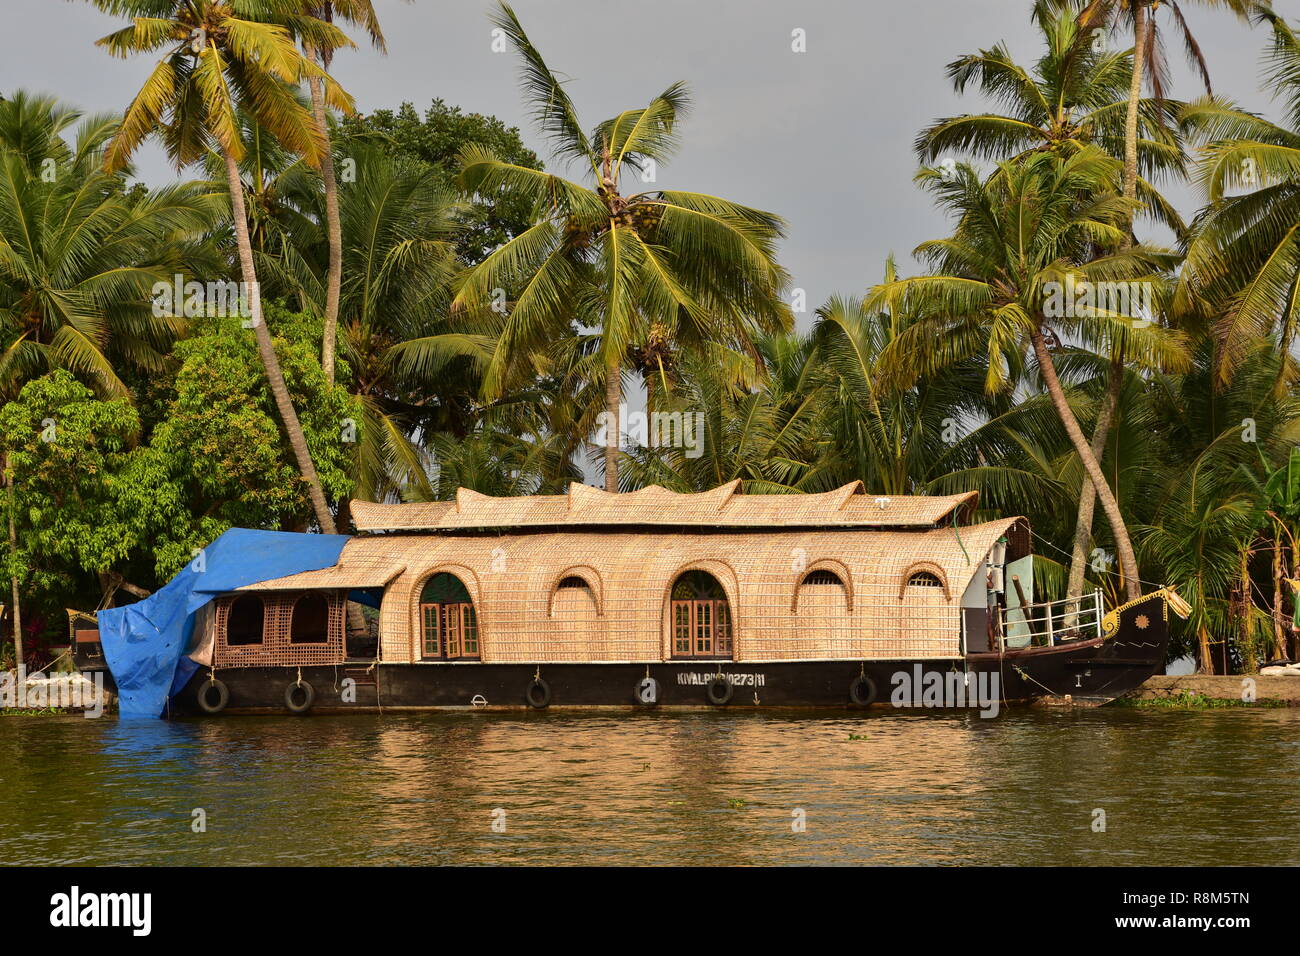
[803,569,843,586]
[907,571,944,589]
[419,572,479,660]
[670,570,732,659]
[289,593,330,644]
[226,595,264,646]
[557,576,591,593]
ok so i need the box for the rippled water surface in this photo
[2,708,1298,865]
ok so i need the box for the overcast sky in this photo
[1,0,1288,320]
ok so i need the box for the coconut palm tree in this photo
[866,149,1187,602]
[1067,0,1267,201]
[813,278,1073,514]
[0,92,214,399]
[455,1,792,492]
[264,145,478,506]
[1046,0,1266,601]
[918,0,1186,232]
[618,334,824,494]
[1139,335,1300,670]
[200,113,320,265]
[1178,11,1300,387]
[289,1,387,386]
[91,0,355,534]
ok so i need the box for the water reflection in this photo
[1,708,1298,865]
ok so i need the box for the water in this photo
[2,708,1298,866]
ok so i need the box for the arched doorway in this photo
[669,570,732,659]
[419,572,479,660]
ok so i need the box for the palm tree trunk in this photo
[223,148,338,535]
[1068,3,1149,599]
[1066,355,1123,601]
[1241,546,1255,674]
[1273,534,1286,661]
[306,44,343,387]
[5,453,21,673]
[604,354,621,492]
[1123,1,1149,206]
[1031,328,1141,603]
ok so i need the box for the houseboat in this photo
[81,481,1187,717]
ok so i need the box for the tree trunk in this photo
[5,453,21,672]
[604,354,621,492]
[306,44,343,387]
[223,148,338,535]
[1240,547,1255,674]
[1273,534,1286,661]
[1196,624,1213,675]
[1066,355,1123,602]
[1123,2,1149,206]
[1031,328,1141,603]
[1068,3,1148,599]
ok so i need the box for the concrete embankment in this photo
[1132,674,1300,705]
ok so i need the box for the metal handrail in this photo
[1002,589,1103,647]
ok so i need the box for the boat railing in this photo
[1001,589,1103,647]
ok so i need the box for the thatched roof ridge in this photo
[349,482,980,532]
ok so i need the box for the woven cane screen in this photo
[213,590,346,667]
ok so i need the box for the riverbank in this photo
[1129,674,1300,706]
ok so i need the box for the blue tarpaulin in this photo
[98,529,350,718]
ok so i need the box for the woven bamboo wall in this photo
[302,519,1022,664]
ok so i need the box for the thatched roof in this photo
[350,481,979,533]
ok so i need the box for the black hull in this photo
[170,593,1172,715]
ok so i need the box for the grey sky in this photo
[1,0,1289,319]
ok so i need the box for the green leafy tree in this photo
[455,2,792,492]
[0,91,214,400]
[0,371,143,661]
[867,149,1185,602]
[1178,11,1300,387]
[129,306,358,576]
[338,98,542,264]
[92,0,356,534]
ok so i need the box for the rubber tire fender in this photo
[706,675,734,706]
[285,679,315,715]
[197,678,229,715]
[849,674,877,706]
[526,677,551,709]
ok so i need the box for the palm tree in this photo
[290,1,387,386]
[866,149,1186,602]
[200,113,321,265]
[1139,335,1300,671]
[917,0,1186,233]
[92,0,355,534]
[264,145,477,506]
[0,90,212,671]
[1069,0,1267,201]
[455,1,792,492]
[1047,0,1265,601]
[0,92,213,399]
[813,277,1073,513]
[1178,11,1300,387]
[619,334,824,494]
